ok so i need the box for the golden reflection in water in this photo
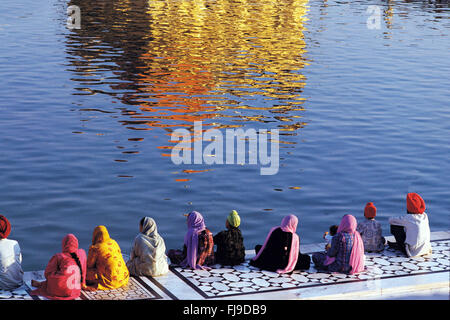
[384,0,395,34]
[66,0,310,173]
[132,0,310,125]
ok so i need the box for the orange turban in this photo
[364,202,377,219]
[0,215,11,239]
[406,193,425,214]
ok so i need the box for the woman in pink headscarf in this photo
[31,234,87,300]
[167,211,214,270]
[249,214,310,273]
[312,214,365,274]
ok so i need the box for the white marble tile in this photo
[0,291,13,299]
[291,274,309,283]
[222,273,240,282]
[308,273,330,279]
[389,257,410,263]
[431,245,448,251]
[357,274,374,280]
[373,258,391,266]
[418,261,440,268]
[268,277,292,284]
[261,270,279,277]
[210,268,235,273]
[381,265,404,271]
[198,276,223,283]
[229,281,253,288]
[436,258,449,266]
[193,269,211,277]
[239,272,261,279]
[212,282,230,291]
[152,271,204,300]
[251,278,270,287]
[233,265,251,272]
[332,273,348,278]
[217,290,241,296]
[281,282,297,288]
[198,285,212,292]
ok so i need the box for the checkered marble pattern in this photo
[1,270,47,300]
[80,277,161,300]
[21,270,161,300]
[171,239,450,298]
[0,286,34,300]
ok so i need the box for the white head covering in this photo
[127,217,169,277]
[140,217,164,249]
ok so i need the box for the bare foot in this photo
[82,284,97,292]
[31,280,42,288]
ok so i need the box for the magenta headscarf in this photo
[180,211,207,270]
[252,214,300,273]
[325,214,365,274]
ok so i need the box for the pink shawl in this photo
[180,211,208,270]
[252,214,300,273]
[325,214,365,274]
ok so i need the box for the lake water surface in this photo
[0,0,449,270]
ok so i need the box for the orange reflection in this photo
[66,0,311,178]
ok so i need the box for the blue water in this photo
[0,0,449,270]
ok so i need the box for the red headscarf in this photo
[364,202,377,219]
[0,215,11,239]
[62,234,79,253]
[406,193,425,214]
[31,234,87,300]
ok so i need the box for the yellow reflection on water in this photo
[132,0,310,126]
[67,0,310,175]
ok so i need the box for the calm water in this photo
[0,0,449,270]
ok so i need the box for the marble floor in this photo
[2,230,449,300]
[169,238,449,299]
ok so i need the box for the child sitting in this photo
[323,225,338,251]
[356,202,385,253]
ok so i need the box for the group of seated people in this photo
[0,192,432,300]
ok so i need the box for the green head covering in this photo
[227,210,241,228]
